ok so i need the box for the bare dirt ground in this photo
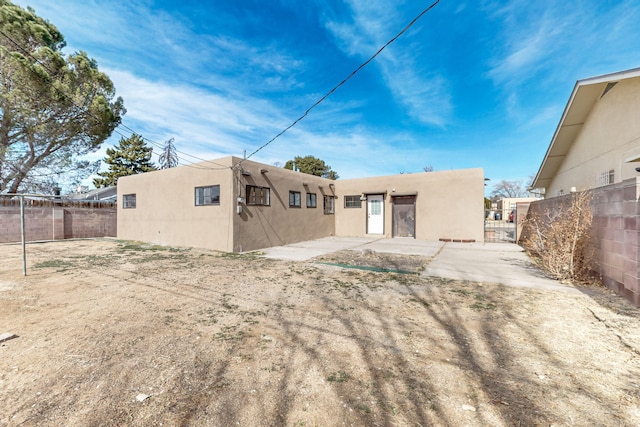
[1,238,640,427]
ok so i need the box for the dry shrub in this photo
[522,191,596,282]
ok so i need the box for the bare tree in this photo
[490,179,529,199]
[158,138,179,169]
[423,165,434,172]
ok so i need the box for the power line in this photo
[109,127,223,171]
[239,0,441,166]
[116,123,230,169]
[2,0,441,177]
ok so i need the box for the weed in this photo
[33,259,75,271]
[450,288,471,296]
[327,370,350,383]
[219,251,261,259]
[378,401,398,415]
[470,302,497,311]
[83,254,118,267]
[222,302,239,311]
[196,308,218,325]
[521,190,595,282]
[117,242,165,252]
[213,328,245,341]
[354,403,371,414]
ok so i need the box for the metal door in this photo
[392,196,416,237]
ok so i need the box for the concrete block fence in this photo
[521,177,640,307]
[0,198,116,243]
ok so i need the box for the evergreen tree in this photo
[93,134,156,187]
[0,0,124,193]
[158,137,179,169]
[284,155,339,180]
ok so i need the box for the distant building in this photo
[67,186,117,203]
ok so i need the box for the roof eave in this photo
[531,67,640,191]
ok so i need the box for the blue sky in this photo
[12,0,640,192]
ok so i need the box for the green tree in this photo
[93,134,156,187]
[158,137,179,169]
[284,155,339,180]
[0,0,124,194]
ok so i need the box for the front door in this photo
[367,195,384,234]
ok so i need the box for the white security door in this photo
[367,195,384,234]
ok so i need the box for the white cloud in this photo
[99,69,407,179]
[322,0,452,127]
[486,7,565,85]
[105,69,289,155]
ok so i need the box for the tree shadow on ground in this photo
[3,242,639,426]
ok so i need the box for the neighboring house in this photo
[117,156,485,252]
[497,197,539,219]
[528,67,640,306]
[531,67,640,195]
[67,185,117,202]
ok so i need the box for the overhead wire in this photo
[116,123,230,169]
[237,0,441,167]
[1,0,441,177]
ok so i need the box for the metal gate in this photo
[484,208,516,243]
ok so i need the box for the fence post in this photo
[20,195,26,276]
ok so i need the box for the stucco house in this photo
[531,67,640,195]
[117,156,485,252]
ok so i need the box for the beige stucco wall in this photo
[548,77,640,197]
[118,157,484,251]
[335,169,485,242]
[117,157,237,252]
[230,158,335,252]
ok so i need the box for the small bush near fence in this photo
[521,191,597,283]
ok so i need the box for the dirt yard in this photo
[1,239,640,426]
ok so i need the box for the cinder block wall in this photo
[63,208,117,238]
[591,179,640,306]
[522,178,640,306]
[0,200,116,243]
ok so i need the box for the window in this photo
[598,169,614,187]
[289,191,301,208]
[344,195,362,208]
[247,185,270,206]
[306,193,317,208]
[323,195,335,214]
[123,194,136,209]
[195,185,220,206]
